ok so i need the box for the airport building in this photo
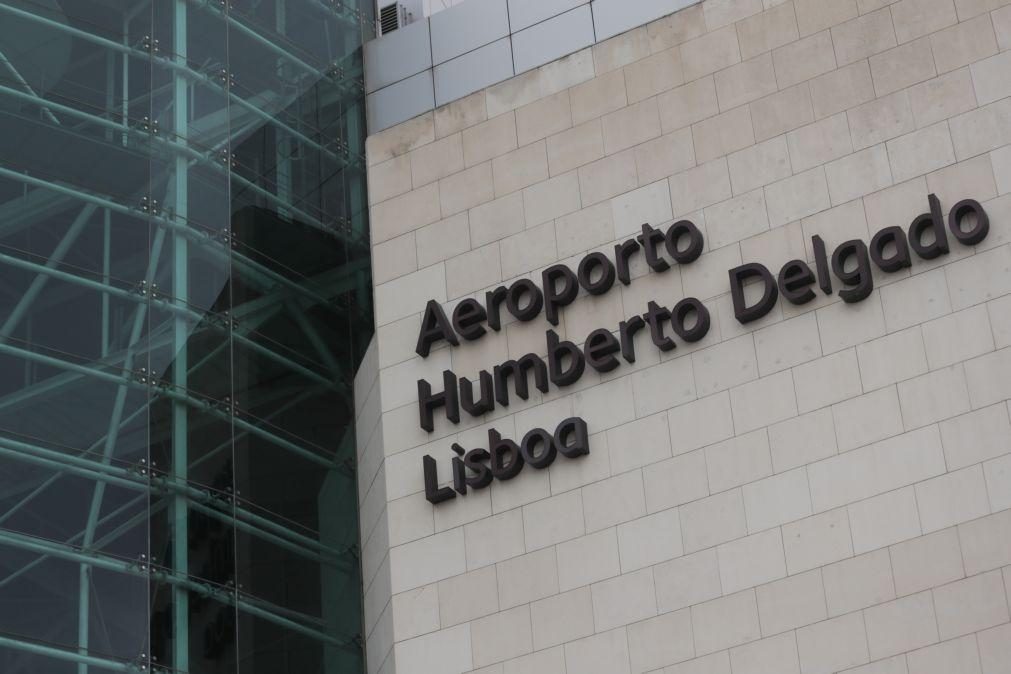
[0,0,1010,673]
[358,0,1011,673]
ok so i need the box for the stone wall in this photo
[355,0,1011,672]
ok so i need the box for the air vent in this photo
[378,3,404,35]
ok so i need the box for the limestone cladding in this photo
[357,0,1011,672]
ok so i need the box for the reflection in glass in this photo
[0,0,373,671]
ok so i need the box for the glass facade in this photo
[0,0,373,672]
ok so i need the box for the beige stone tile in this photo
[729,136,792,194]
[469,191,525,247]
[933,569,1010,639]
[705,0,765,29]
[773,30,838,88]
[602,98,662,155]
[810,60,876,119]
[591,567,658,632]
[858,0,900,12]
[848,486,922,553]
[886,121,956,183]
[715,53,779,111]
[570,69,628,126]
[445,242,501,299]
[554,201,614,257]
[368,152,413,205]
[367,112,434,166]
[995,3,1011,49]
[647,3,707,53]
[438,161,494,216]
[891,0,958,43]
[889,528,966,596]
[563,628,631,674]
[515,90,572,147]
[765,166,831,227]
[373,232,417,285]
[624,48,684,104]
[704,188,770,248]
[492,140,549,197]
[796,612,870,674]
[737,2,800,59]
[932,12,998,74]
[925,154,998,207]
[497,548,560,609]
[864,591,939,659]
[691,590,762,656]
[633,127,696,185]
[556,528,621,592]
[617,507,684,573]
[681,25,742,82]
[416,212,470,268]
[955,0,1011,18]
[669,158,733,216]
[410,133,464,187]
[756,569,828,635]
[547,118,605,175]
[471,605,533,667]
[978,623,1011,674]
[848,90,915,150]
[658,76,721,133]
[862,174,926,230]
[832,8,897,65]
[462,112,518,167]
[908,68,978,129]
[488,48,594,117]
[870,37,937,96]
[795,0,859,35]
[500,221,557,279]
[787,112,854,171]
[592,26,650,73]
[628,611,694,674]
[693,105,756,163]
[578,148,639,205]
[665,652,732,674]
[782,508,854,574]
[530,588,595,650]
[523,170,581,226]
[371,181,442,243]
[949,98,1011,160]
[826,143,894,204]
[971,49,1011,106]
[823,549,896,615]
[438,565,499,626]
[434,91,487,139]
[906,635,985,674]
[751,82,815,141]
[655,549,722,613]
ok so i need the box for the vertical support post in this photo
[102,210,111,358]
[171,1,190,671]
[276,0,292,220]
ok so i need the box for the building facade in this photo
[0,0,374,672]
[358,1,1011,674]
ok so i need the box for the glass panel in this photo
[0,0,372,670]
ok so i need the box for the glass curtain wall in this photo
[0,0,373,671]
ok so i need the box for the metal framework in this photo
[0,0,373,671]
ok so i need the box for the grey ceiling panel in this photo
[430,0,510,65]
[368,70,436,132]
[434,37,514,107]
[591,0,699,41]
[507,0,588,32]
[364,19,433,94]
[512,5,595,74]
